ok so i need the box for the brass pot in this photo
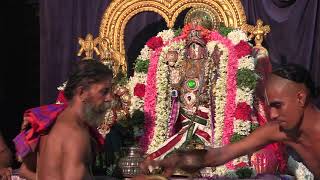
[118,146,144,177]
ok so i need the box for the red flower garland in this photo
[235,102,252,120]
[181,23,211,42]
[235,40,252,59]
[146,36,163,50]
[134,83,146,98]
[234,162,249,169]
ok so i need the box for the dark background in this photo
[1,0,39,160]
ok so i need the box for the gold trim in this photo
[99,0,247,74]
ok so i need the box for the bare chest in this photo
[286,139,320,177]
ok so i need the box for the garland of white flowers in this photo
[227,29,249,45]
[206,41,229,175]
[288,156,314,180]
[147,49,170,152]
[147,40,186,153]
[129,30,176,115]
[205,29,256,176]
[232,55,255,166]
[128,72,147,114]
[207,41,229,148]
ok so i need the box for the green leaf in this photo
[174,28,182,37]
[134,59,150,73]
[250,123,259,132]
[230,133,246,143]
[218,23,233,36]
[237,68,259,90]
[236,167,253,179]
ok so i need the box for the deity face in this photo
[166,50,178,67]
[187,43,205,60]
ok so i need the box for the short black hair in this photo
[272,63,318,98]
[64,60,113,100]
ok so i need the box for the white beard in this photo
[83,101,111,127]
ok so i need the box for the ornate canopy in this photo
[98,0,247,74]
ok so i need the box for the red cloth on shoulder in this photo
[13,90,104,159]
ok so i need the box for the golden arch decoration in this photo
[99,0,247,74]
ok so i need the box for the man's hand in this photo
[0,167,12,180]
[158,153,181,177]
[139,154,180,177]
[139,158,159,174]
[140,149,207,178]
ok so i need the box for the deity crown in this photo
[186,29,206,47]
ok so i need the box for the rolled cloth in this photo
[13,90,104,160]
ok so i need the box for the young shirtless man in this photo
[141,64,320,178]
[36,60,113,180]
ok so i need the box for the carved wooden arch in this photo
[99,0,247,74]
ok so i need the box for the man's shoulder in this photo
[49,117,88,141]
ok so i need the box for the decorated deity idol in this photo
[127,10,287,177]
[146,28,216,161]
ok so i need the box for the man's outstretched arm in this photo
[156,122,286,177]
[204,122,283,167]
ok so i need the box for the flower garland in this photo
[288,156,314,180]
[128,72,147,114]
[130,30,177,117]
[133,29,178,151]
[207,29,256,172]
[147,48,169,152]
[206,41,228,148]
[141,48,161,151]
[147,40,186,153]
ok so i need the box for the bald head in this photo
[267,64,318,98]
[266,74,305,95]
[264,64,316,130]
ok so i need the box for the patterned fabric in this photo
[13,104,67,159]
[13,90,105,159]
[148,107,211,160]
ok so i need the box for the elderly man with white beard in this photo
[14,60,113,180]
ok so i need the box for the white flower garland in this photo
[156,29,175,42]
[288,156,314,180]
[238,55,255,70]
[207,41,229,148]
[227,29,249,45]
[129,29,177,117]
[137,45,152,61]
[147,40,186,153]
[231,54,256,166]
[147,51,170,152]
[233,120,251,136]
[128,72,147,114]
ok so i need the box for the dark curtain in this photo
[242,0,320,105]
[40,0,320,105]
[40,0,110,104]
[40,0,166,104]
[2,1,40,168]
